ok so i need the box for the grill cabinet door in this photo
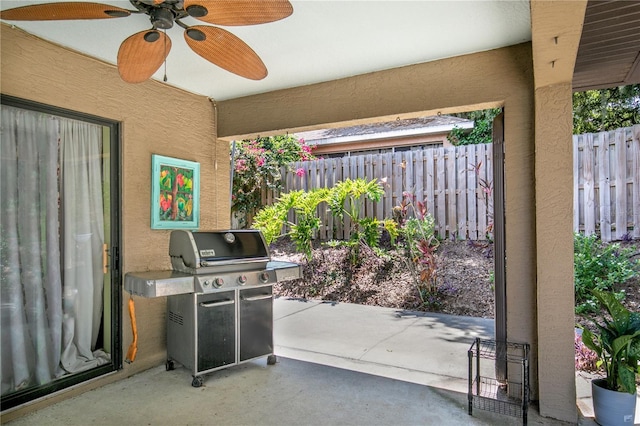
[239,286,273,362]
[197,291,236,372]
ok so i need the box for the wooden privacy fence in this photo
[573,125,640,241]
[258,125,640,242]
[262,144,494,241]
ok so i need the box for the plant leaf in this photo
[581,328,602,356]
[593,289,629,334]
[617,365,637,394]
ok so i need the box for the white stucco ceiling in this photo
[1,0,532,101]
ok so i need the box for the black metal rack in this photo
[468,338,530,425]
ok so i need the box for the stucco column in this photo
[534,82,577,422]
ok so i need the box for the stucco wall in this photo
[534,84,577,419]
[1,23,229,415]
[218,42,542,397]
[529,2,585,420]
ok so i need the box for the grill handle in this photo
[241,294,272,302]
[199,300,235,308]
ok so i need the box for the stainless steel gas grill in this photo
[124,230,302,387]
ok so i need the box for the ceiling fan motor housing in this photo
[150,7,174,29]
[129,0,188,30]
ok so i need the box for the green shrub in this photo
[574,233,638,314]
[289,189,330,258]
[327,178,385,245]
[252,178,390,261]
[252,203,289,244]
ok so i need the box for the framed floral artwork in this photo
[151,155,200,229]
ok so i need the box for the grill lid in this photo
[169,230,270,274]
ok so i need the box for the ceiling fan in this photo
[0,0,293,83]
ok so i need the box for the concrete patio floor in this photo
[4,298,635,425]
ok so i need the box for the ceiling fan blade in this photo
[184,25,267,80]
[117,30,171,83]
[183,0,292,26]
[0,2,131,21]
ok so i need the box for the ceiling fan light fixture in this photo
[186,28,206,42]
[144,30,161,42]
[185,5,207,18]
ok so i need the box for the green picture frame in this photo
[151,154,200,230]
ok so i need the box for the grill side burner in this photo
[123,230,302,387]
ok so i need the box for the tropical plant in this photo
[573,233,638,314]
[253,188,329,260]
[580,290,640,394]
[252,188,327,253]
[468,161,493,239]
[288,189,330,259]
[394,191,440,307]
[251,201,290,245]
[326,178,398,264]
[327,179,383,237]
[252,178,395,261]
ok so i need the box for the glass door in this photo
[0,96,121,410]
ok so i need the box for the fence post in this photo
[633,125,640,238]
[598,132,611,241]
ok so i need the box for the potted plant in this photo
[580,289,639,426]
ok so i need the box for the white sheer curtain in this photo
[1,106,63,393]
[59,119,110,372]
[1,107,109,397]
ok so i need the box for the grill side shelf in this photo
[125,271,195,297]
[267,261,303,281]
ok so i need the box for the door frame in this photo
[0,94,122,410]
[492,112,507,379]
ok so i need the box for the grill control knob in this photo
[259,272,270,283]
[238,275,247,285]
[213,278,224,288]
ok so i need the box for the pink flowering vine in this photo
[231,135,317,226]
